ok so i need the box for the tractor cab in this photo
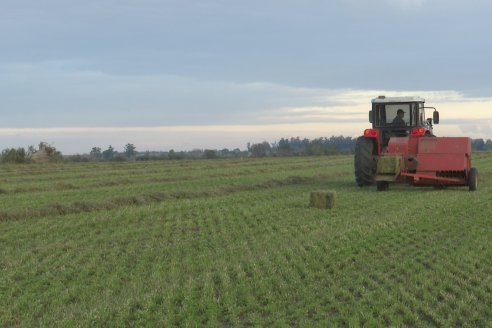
[369,96,439,148]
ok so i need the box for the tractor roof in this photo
[371,96,425,104]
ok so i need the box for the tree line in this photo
[0,142,63,164]
[1,137,492,164]
[247,137,492,157]
[471,138,492,151]
[248,136,356,157]
[66,145,250,162]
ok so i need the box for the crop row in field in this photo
[1,154,491,326]
[0,156,351,213]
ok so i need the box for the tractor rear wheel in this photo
[354,137,376,186]
[468,167,478,191]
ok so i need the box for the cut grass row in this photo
[0,175,337,222]
[0,157,352,212]
[0,156,351,181]
[0,171,351,213]
[0,157,350,192]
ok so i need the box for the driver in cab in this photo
[392,109,406,126]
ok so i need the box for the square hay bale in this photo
[377,155,401,175]
[31,150,51,164]
[310,190,336,209]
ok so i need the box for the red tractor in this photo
[355,96,478,191]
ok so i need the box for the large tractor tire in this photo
[354,136,377,186]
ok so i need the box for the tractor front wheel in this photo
[354,137,377,186]
[468,167,478,191]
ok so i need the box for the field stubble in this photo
[1,155,491,326]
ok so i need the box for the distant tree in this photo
[169,149,187,160]
[1,148,27,163]
[307,138,324,155]
[277,138,292,156]
[113,154,127,162]
[472,139,485,151]
[102,145,115,160]
[27,145,36,158]
[285,137,309,156]
[250,142,271,157]
[124,143,137,159]
[186,149,203,160]
[249,136,357,157]
[485,139,492,151]
[136,151,159,161]
[168,149,186,160]
[203,149,217,159]
[219,148,230,157]
[90,147,102,160]
[66,154,90,163]
[168,149,176,160]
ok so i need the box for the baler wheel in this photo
[354,137,376,186]
[468,167,478,191]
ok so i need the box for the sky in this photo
[1,0,492,153]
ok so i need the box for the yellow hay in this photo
[310,190,336,209]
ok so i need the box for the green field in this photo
[1,154,491,327]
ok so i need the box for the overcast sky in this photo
[1,0,492,153]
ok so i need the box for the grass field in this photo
[1,154,491,327]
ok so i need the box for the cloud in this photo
[1,90,492,154]
[384,0,426,9]
[2,59,492,153]
[342,0,426,10]
[452,120,492,137]
[6,60,489,127]
[2,0,492,96]
[0,62,354,127]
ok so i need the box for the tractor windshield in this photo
[385,104,411,126]
[373,102,425,128]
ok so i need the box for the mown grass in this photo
[1,154,491,326]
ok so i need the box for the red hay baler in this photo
[354,96,478,191]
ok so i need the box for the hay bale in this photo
[31,149,51,164]
[310,190,336,209]
[377,155,400,174]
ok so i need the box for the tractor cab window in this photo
[384,104,410,126]
[410,103,424,126]
[373,102,425,128]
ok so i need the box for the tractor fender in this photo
[362,129,381,155]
